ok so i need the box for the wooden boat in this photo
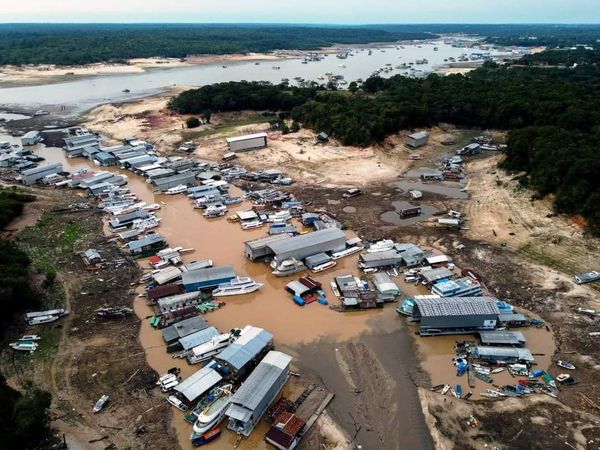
[557,360,576,370]
[330,281,341,297]
[441,384,451,395]
[463,392,472,400]
[455,385,462,399]
[93,395,109,413]
[431,384,444,392]
[190,427,221,447]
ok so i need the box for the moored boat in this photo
[367,239,395,253]
[272,258,306,277]
[93,394,109,413]
[165,184,188,195]
[311,260,337,273]
[331,245,364,260]
[190,427,221,447]
[212,277,263,297]
[203,204,227,218]
[192,387,233,435]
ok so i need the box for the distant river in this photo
[0,41,502,114]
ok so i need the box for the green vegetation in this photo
[0,375,52,450]
[0,188,35,229]
[0,24,433,65]
[169,48,600,229]
[186,117,201,128]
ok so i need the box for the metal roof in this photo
[178,326,220,350]
[127,234,165,251]
[479,330,526,345]
[245,234,291,250]
[421,267,454,284]
[286,281,310,297]
[227,351,291,414]
[360,250,400,262]
[267,228,346,256]
[473,346,534,362]
[217,326,273,370]
[161,316,209,342]
[174,367,222,402]
[414,297,500,317]
[21,163,63,176]
[152,266,183,285]
[238,210,259,221]
[182,265,236,286]
[22,130,40,139]
[498,313,527,322]
[157,291,199,309]
[408,131,429,140]
[373,272,400,294]
[226,132,268,143]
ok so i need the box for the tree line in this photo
[168,48,600,230]
[0,24,434,66]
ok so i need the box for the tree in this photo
[186,117,200,128]
[348,81,359,93]
[291,121,300,132]
[202,110,212,124]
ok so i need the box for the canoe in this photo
[455,385,462,399]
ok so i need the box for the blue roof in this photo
[178,326,219,350]
[218,328,273,370]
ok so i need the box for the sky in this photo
[0,0,599,24]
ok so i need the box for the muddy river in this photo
[0,41,505,113]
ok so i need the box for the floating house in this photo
[431,277,482,297]
[267,228,347,263]
[20,163,63,185]
[420,267,455,285]
[245,234,292,261]
[162,316,210,343]
[373,272,401,297]
[479,330,526,347]
[182,265,236,292]
[153,172,196,192]
[173,366,223,407]
[109,210,150,229]
[359,250,403,269]
[93,152,117,166]
[156,291,201,313]
[146,283,185,304]
[405,131,430,148]
[471,346,534,364]
[265,411,306,450]
[126,234,167,256]
[215,325,274,381]
[21,131,42,146]
[226,132,268,153]
[412,296,501,336]
[226,351,292,436]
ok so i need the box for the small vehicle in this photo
[342,188,362,198]
[93,395,109,413]
[574,271,600,285]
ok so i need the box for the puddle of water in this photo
[381,200,439,225]
[392,180,468,199]
[0,111,31,121]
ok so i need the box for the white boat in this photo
[192,386,233,435]
[212,277,263,297]
[9,341,38,352]
[132,217,161,231]
[267,210,292,223]
[311,260,337,273]
[557,360,576,370]
[142,203,161,211]
[271,258,306,277]
[167,395,189,412]
[241,219,263,230]
[203,204,227,218]
[93,395,109,413]
[330,281,341,297]
[188,333,236,364]
[19,334,41,341]
[28,315,61,325]
[367,239,395,253]
[331,246,364,260]
[165,184,188,195]
[490,367,506,374]
[441,384,451,395]
[34,109,50,116]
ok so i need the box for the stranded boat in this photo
[19,334,41,341]
[271,258,306,277]
[212,277,263,297]
[93,395,109,413]
[9,341,38,352]
[203,204,227,218]
[367,239,395,253]
[557,360,576,370]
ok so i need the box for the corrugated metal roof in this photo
[479,330,526,345]
[245,234,291,250]
[179,326,219,350]
[498,313,527,322]
[182,265,236,286]
[226,132,268,143]
[174,367,222,402]
[473,346,534,362]
[267,228,346,256]
[152,266,183,285]
[127,233,165,251]
[218,327,273,370]
[161,316,209,342]
[414,297,500,317]
[360,250,401,262]
[373,272,400,294]
[421,267,454,283]
[157,291,199,308]
[408,131,429,140]
[227,351,291,411]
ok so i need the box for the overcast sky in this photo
[1,0,599,24]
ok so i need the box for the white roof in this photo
[238,210,259,220]
[426,255,449,264]
[226,132,268,143]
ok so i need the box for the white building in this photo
[226,133,268,153]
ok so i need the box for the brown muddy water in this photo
[28,141,434,450]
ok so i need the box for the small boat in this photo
[192,388,233,435]
[19,334,41,342]
[331,246,364,260]
[441,384,451,395]
[167,395,189,412]
[122,88,131,93]
[165,184,188,195]
[34,109,50,116]
[272,258,306,277]
[93,395,109,413]
[367,239,395,253]
[474,371,493,383]
[241,219,263,230]
[311,260,337,273]
[431,384,445,392]
[455,385,462,398]
[142,203,161,211]
[212,277,263,297]
[490,367,506,374]
[203,204,227,218]
[557,360,576,370]
[330,281,341,297]
[9,341,38,352]
[28,315,61,325]
[190,427,221,447]
[463,392,472,400]
[188,333,236,364]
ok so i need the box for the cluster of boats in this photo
[9,335,41,352]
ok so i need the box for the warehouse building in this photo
[20,163,63,185]
[153,172,196,192]
[173,366,223,407]
[471,346,534,364]
[226,351,292,437]
[373,272,401,297]
[359,250,404,270]
[156,291,201,313]
[479,330,526,347]
[431,277,482,297]
[226,132,268,153]
[267,228,347,263]
[405,131,430,148]
[182,265,236,292]
[245,234,292,261]
[126,234,166,256]
[412,296,501,336]
[162,315,210,343]
[216,325,274,381]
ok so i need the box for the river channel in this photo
[0,40,503,113]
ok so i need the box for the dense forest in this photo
[169,48,600,229]
[0,189,52,449]
[0,24,433,65]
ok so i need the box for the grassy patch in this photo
[182,114,265,140]
[59,222,83,249]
